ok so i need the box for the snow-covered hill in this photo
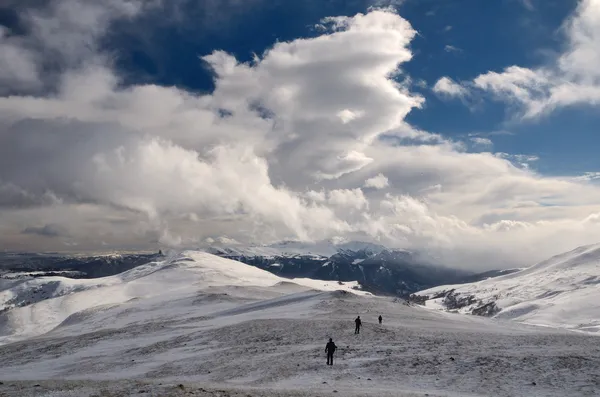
[0,251,366,345]
[0,250,599,396]
[415,243,600,332]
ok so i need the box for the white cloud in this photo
[326,189,369,210]
[22,223,70,238]
[0,27,41,93]
[315,151,375,181]
[337,109,364,124]
[444,44,462,53]
[433,76,468,98]
[364,173,390,189]
[494,153,539,169]
[0,0,158,95]
[573,172,600,182]
[519,0,535,10]
[415,79,428,89]
[369,0,406,7]
[214,236,241,245]
[2,3,600,270]
[471,0,600,118]
[470,137,493,149]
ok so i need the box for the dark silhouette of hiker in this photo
[325,338,337,365]
[378,315,382,324]
[355,316,362,334]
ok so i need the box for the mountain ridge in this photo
[412,242,600,332]
[0,251,368,345]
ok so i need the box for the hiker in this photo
[325,338,337,365]
[355,316,362,334]
[378,315,382,324]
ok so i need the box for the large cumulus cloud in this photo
[2,0,600,270]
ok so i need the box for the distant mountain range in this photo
[0,252,163,279]
[205,240,518,297]
[0,240,519,298]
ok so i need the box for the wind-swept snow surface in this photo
[0,251,599,396]
[417,243,600,332]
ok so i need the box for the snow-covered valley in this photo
[0,250,599,396]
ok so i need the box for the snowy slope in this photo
[0,248,599,396]
[416,243,600,332]
[0,251,367,345]
[1,248,600,396]
[0,270,599,397]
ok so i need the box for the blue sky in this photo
[99,0,595,176]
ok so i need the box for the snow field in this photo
[0,250,599,396]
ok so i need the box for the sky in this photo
[1,0,600,270]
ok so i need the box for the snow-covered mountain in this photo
[204,239,388,258]
[414,243,600,332]
[0,251,366,345]
[205,240,476,297]
[1,249,599,397]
